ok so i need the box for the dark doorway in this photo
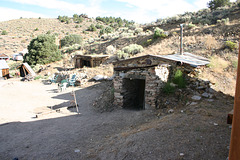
[82,60,91,67]
[122,78,145,110]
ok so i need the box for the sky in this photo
[0,0,236,24]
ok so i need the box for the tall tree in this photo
[207,0,230,10]
[24,34,61,65]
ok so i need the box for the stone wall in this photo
[113,64,171,109]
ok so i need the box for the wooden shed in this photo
[73,55,109,68]
[0,60,9,78]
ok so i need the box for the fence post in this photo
[229,36,240,160]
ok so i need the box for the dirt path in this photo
[0,79,233,160]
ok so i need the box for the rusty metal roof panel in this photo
[155,52,209,67]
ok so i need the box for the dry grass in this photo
[204,35,219,50]
[208,55,230,73]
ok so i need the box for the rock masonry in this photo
[113,64,171,108]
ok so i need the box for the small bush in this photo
[143,39,152,46]
[99,27,114,35]
[34,28,39,31]
[105,26,113,34]
[95,24,104,29]
[153,27,166,39]
[34,75,43,80]
[162,82,175,94]
[60,34,83,47]
[122,44,144,55]
[232,60,238,69]
[188,23,196,29]
[134,28,143,34]
[225,41,237,51]
[173,70,186,88]
[117,50,129,59]
[88,24,97,31]
[1,30,8,35]
[106,45,116,54]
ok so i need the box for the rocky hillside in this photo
[0,17,101,55]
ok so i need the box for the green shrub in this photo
[232,60,238,69]
[34,28,39,31]
[24,34,61,65]
[162,82,175,94]
[117,50,129,59]
[122,44,144,55]
[173,69,186,88]
[143,39,152,46]
[88,24,97,31]
[1,30,8,35]
[222,18,229,24]
[188,23,196,29]
[95,24,104,29]
[75,25,79,28]
[153,27,166,39]
[106,45,116,54]
[9,62,22,70]
[105,26,113,34]
[207,0,230,10]
[225,41,237,51]
[60,34,82,47]
[99,26,113,35]
[34,75,43,80]
[134,28,143,34]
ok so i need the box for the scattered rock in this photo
[207,99,214,102]
[190,102,198,106]
[202,92,209,98]
[180,153,184,156]
[74,149,80,153]
[191,95,201,101]
[214,123,218,126]
[168,109,174,114]
[93,75,112,81]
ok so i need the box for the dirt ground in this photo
[0,78,234,160]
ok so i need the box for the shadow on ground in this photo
[0,80,234,160]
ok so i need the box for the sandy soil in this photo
[0,78,234,160]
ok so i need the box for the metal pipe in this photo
[229,35,240,160]
[180,24,183,55]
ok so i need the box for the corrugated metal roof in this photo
[0,60,9,69]
[155,52,209,67]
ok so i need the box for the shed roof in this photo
[0,60,9,69]
[0,53,9,58]
[74,54,109,58]
[114,53,209,68]
[156,52,209,67]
